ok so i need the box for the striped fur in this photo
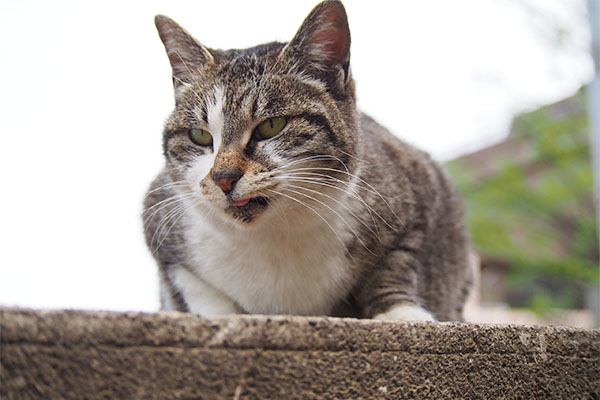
[143,1,472,320]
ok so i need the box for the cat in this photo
[143,0,472,321]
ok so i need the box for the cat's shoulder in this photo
[358,112,434,168]
[144,168,176,207]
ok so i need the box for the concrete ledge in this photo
[1,307,598,399]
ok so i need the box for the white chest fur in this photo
[181,210,355,316]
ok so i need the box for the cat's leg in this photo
[156,266,187,311]
[159,275,178,311]
[358,250,437,322]
[171,267,243,316]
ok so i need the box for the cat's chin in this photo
[226,196,270,224]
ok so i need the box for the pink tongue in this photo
[231,198,250,207]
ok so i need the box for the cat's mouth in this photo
[227,196,270,222]
[250,196,270,206]
[230,196,269,208]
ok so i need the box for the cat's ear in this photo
[284,0,351,83]
[155,15,214,86]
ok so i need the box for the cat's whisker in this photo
[283,154,349,173]
[283,166,404,226]
[257,189,291,233]
[143,194,185,223]
[282,154,336,165]
[266,188,354,260]
[283,182,381,247]
[143,191,196,222]
[147,190,198,243]
[143,180,189,199]
[274,151,404,231]
[292,175,384,239]
[278,170,370,209]
[279,186,376,256]
[278,170,360,194]
[276,172,393,227]
[338,149,374,167]
[279,169,392,208]
[278,158,368,198]
[151,197,202,253]
[150,206,182,252]
[144,199,193,232]
[276,175,389,236]
[150,199,187,246]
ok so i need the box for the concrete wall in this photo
[1,307,598,399]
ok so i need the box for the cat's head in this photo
[156,0,359,228]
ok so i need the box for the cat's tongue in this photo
[231,198,250,207]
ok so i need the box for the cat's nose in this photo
[212,169,243,193]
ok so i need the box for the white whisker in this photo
[280,186,376,255]
[283,154,350,174]
[338,149,373,167]
[266,188,353,259]
[149,196,201,253]
[259,189,291,233]
[149,202,186,251]
[143,191,196,223]
[276,172,396,231]
[277,176,386,237]
[143,180,189,199]
[282,166,403,224]
[282,181,381,242]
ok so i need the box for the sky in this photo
[0,0,593,312]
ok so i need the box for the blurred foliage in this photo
[447,89,599,311]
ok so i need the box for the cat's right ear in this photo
[155,15,214,86]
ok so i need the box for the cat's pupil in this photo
[189,128,213,146]
[255,117,287,140]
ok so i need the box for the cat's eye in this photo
[189,128,213,146]
[255,117,287,140]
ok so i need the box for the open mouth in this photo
[228,196,270,223]
[250,196,269,206]
[230,196,269,208]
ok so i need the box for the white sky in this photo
[0,0,593,312]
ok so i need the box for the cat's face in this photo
[157,1,359,228]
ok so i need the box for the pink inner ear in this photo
[311,5,349,66]
[168,50,188,72]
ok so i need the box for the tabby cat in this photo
[143,0,472,321]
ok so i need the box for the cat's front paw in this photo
[373,304,436,322]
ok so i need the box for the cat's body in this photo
[144,0,472,321]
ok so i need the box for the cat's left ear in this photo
[283,0,351,84]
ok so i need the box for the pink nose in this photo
[211,169,243,193]
[213,176,237,192]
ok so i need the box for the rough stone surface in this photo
[1,307,598,399]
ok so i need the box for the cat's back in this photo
[358,112,462,209]
[356,112,471,321]
[359,112,438,178]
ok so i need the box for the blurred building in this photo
[447,88,599,327]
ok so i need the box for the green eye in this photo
[255,117,287,140]
[188,128,213,146]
